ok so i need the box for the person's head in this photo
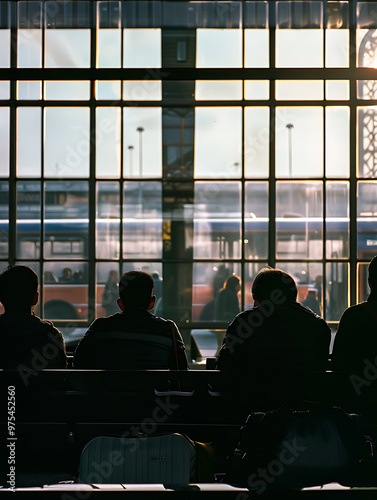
[62,268,72,278]
[368,256,377,290]
[118,270,155,310]
[0,265,39,313]
[224,275,241,293]
[252,267,298,305]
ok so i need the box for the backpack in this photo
[225,400,372,491]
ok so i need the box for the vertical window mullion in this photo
[268,2,276,268]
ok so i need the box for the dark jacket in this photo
[0,311,67,368]
[73,308,188,370]
[332,292,377,372]
[216,301,331,372]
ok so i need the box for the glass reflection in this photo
[326,181,349,259]
[194,182,241,260]
[45,30,90,68]
[326,261,348,321]
[16,181,41,260]
[276,182,323,260]
[245,182,268,259]
[96,182,120,260]
[192,262,241,321]
[357,181,377,259]
[0,107,9,177]
[43,262,88,321]
[123,182,162,259]
[44,181,89,260]
[0,182,8,260]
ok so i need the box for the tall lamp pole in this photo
[286,123,294,178]
[136,127,144,178]
[128,145,134,177]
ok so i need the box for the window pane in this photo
[194,182,241,259]
[16,181,41,259]
[97,29,121,68]
[196,29,242,68]
[195,107,241,179]
[123,182,162,259]
[358,80,377,99]
[0,182,8,260]
[0,107,9,177]
[276,107,323,178]
[96,263,120,319]
[195,81,242,101]
[357,29,377,68]
[276,182,323,260]
[95,80,121,100]
[357,106,377,178]
[244,80,269,100]
[358,262,370,303]
[357,181,377,259]
[326,107,349,178]
[326,181,349,259]
[244,29,269,67]
[277,261,323,312]
[245,107,269,178]
[245,181,268,259]
[326,80,349,100]
[192,262,241,321]
[123,81,162,101]
[44,81,90,100]
[326,261,348,321]
[96,182,120,259]
[0,81,9,100]
[44,107,90,178]
[0,30,10,68]
[17,29,42,67]
[44,181,89,260]
[123,107,162,178]
[43,261,88,321]
[325,29,349,67]
[17,81,42,100]
[45,30,91,68]
[17,107,41,178]
[276,30,323,68]
[276,80,324,100]
[96,107,121,179]
[123,29,161,68]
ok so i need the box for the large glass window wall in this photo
[1,1,377,361]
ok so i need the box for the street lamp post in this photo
[128,145,134,177]
[286,123,294,178]
[136,127,144,178]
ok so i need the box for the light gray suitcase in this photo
[78,434,196,485]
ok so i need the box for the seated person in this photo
[332,255,377,372]
[0,265,67,368]
[216,267,331,372]
[74,270,188,369]
[214,275,241,322]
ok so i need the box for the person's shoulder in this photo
[87,313,123,331]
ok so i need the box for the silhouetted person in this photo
[216,267,331,372]
[332,256,377,372]
[213,264,229,297]
[214,275,241,322]
[302,288,321,316]
[102,270,119,316]
[0,265,67,368]
[74,270,188,369]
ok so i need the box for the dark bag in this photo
[225,400,372,491]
